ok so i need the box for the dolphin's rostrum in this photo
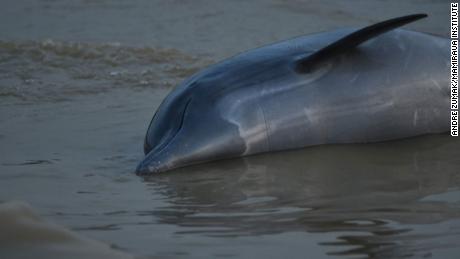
[136,14,449,174]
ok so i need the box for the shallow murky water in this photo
[1,1,459,258]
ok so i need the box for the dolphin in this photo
[136,14,449,174]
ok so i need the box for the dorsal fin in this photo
[295,13,428,73]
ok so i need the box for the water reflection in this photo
[143,135,460,258]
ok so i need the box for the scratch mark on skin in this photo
[431,78,441,90]
[350,73,360,83]
[403,45,413,70]
[430,78,449,97]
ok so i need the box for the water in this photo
[0,1,458,258]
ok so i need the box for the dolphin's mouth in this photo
[144,95,192,153]
[137,98,192,174]
[149,98,192,156]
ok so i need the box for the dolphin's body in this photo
[136,14,449,174]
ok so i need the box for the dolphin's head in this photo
[136,51,291,174]
[135,80,251,174]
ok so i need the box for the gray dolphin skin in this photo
[136,14,449,174]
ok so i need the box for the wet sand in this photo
[1,1,459,258]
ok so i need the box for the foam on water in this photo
[0,40,209,103]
